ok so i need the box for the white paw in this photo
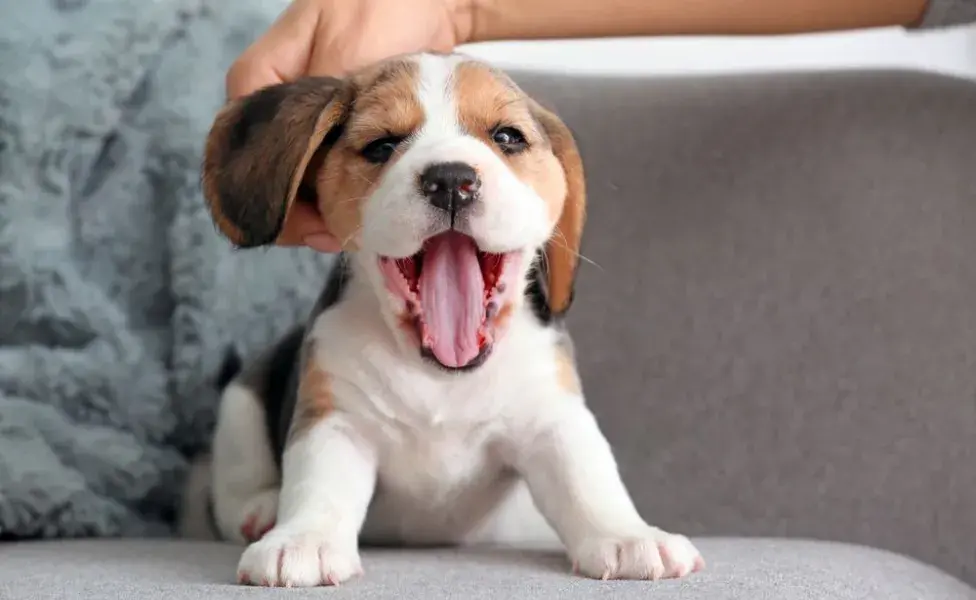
[236,528,362,587]
[237,488,279,543]
[570,528,704,581]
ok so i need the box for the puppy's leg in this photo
[211,382,281,544]
[236,413,376,587]
[513,400,703,581]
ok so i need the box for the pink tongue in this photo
[419,232,485,368]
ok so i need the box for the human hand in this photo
[225,0,476,253]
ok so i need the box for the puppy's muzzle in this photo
[419,162,480,226]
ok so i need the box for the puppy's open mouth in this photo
[379,231,520,370]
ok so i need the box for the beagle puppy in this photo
[197,52,703,587]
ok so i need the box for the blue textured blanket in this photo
[0,0,332,538]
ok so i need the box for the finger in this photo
[302,3,387,77]
[275,201,340,253]
[226,1,322,99]
[275,201,328,245]
[225,57,280,101]
[303,16,358,78]
[304,41,345,80]
[306,41,387,80]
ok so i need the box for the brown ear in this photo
[530,100,587,317]
[201,77,351,247]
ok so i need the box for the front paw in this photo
[236,527,362,587]
[571,528,704,581]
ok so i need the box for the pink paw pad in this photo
[240,513,276,542]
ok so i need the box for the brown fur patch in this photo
[492,301,515,331]
[348,60,425,140]
[452,62,584,316]
[397,310,422,347]
[315,59,425,250]
[289,340,334,441]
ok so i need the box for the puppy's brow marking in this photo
[451,62,529,145]
[350,60,425,142]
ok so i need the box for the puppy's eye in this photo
[361,136,403,164]
[491,127,528,154]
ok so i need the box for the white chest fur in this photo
[305,279,562,545]
[225,272,702,585]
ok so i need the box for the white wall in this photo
[461,25,976,79]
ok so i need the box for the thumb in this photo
[275,201,341,253]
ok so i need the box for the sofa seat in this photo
[2,538,973,599]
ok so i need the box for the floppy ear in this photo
[201,77,351,247]
[530,100,587,317]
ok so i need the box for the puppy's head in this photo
[202,53,585,371]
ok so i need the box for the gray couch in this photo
[4,69,976,599]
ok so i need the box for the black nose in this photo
[419,162,480,216]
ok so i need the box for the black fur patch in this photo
[310,252,353,316]
[525,250,561,325]
[258,254,354,465]
[258,327,306,465]
[215,347,243,390]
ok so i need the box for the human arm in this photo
[467,0,970,41]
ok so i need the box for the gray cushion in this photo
[2,539,973,599]
[511,69,976,585]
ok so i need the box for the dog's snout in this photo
[419,162,480,215]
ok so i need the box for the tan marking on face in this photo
[492,301,515,332]
[451,61,569,226]
[289,340,334,441]
[349,60,425,141]
[555,344,581,395]
[316,60,425,250]
[397,310,422,347]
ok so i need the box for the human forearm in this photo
[463,0,930,42]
